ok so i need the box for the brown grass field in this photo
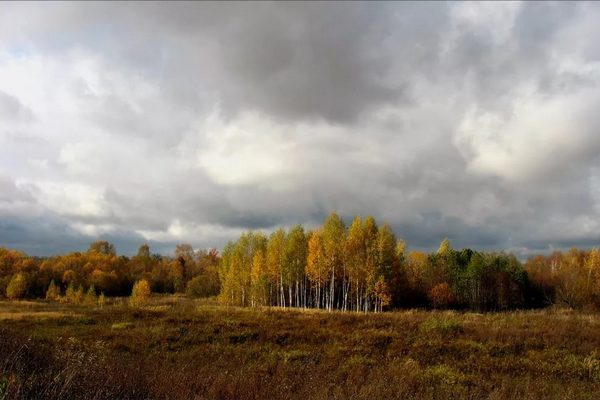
[1,297,599,399]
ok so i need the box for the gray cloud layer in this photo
[1,2,600,256]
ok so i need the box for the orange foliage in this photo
[428,282,456,309]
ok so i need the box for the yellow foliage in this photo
[6,273,28,300]
[130,279,151,307]
[45,280,61,301]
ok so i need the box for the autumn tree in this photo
[65,282,77,303]
[186,274,218,298]
[88,240,116,256]
[45,280,60,301]
[321,212,346,311]
[556,247,588,309]
[307,230,326,308]
[373,276,391,312]
[250,249,269,307]
[6,273,28,300]
[346,216,366,311]
[428,282,456,309]
[128,243,155,283]
[437,237,452,256]
[219,232,266,306]
[376,224,398,310]
[390,239,408,307]
[175,244,195,281]
[84,285,98,305]
[524,255,558,307]
[218,241,237,305]
[377,225,396,279]
[284,225,307,308]
[404,251,430,306]
[363,216,379,311]
[130,279,151,307]
[462,252,527,311]
[187,249,220,298]
[75,285,85,304]
[137,243,150,258]
[267,229,286,307]
[585,248,600,308]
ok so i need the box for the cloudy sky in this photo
[1,2,600,256]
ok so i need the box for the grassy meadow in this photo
[1,297,600,400]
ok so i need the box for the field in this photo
[1,298,600,400]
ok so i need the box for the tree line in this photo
[1,212,600,311]
[218,213,600,311]
[0,241,220,301]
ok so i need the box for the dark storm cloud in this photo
[0,214,177,256]
[393,212,504,249]
[1,2,600,256]
[1,2,448,124]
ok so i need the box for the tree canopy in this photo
[2,213,600,312]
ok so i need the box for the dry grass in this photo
[0,300,83,320]
[1,298,599,399]
[0,311,79,320]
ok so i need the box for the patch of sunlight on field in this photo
[0,300,82,320]
[0,311,79,320]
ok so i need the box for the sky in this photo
[1,1,600,257]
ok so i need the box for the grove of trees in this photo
[0,241,220,302]
[218,213,533,312]
[2,212,600,312]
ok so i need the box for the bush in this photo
[75,285,85,304]
[6,273,29,300]
[84,285,97,305]
[45,280,61,301]
[65,282,77,303]
[186,275,219,298]
[98,292,106,307]
[419,316,463,336]
[130,279,151,307]
[583,351,600,382]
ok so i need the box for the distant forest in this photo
[1,212,600,312]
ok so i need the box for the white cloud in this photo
[456,85,600,182]
[137,219,245,245]
[17,180,108,218]
[197,111,296,187]
[70,222,116,237]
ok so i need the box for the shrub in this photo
[65,282,77,303]
[130,279,151,307]
[419,316,463,336]
[84,285,98,305]
[421,364,464,385]
[6,273,28,300]
[583,351,600,382]
[98,292,106,307]
[186,275,219,298]
[45,280,61,301]
[75,285,85,304]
